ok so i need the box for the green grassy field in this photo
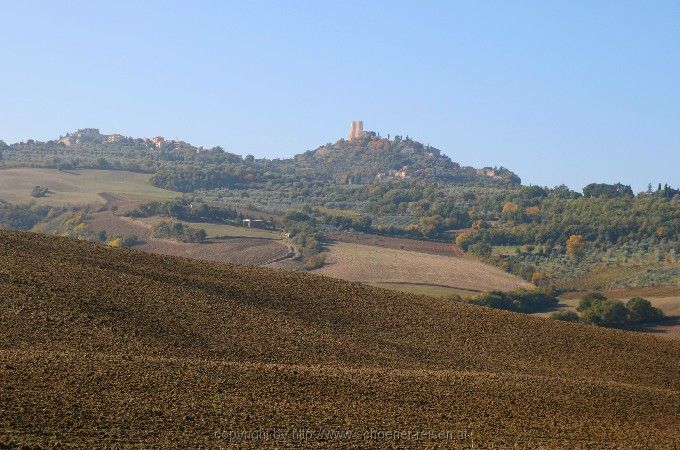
[136,216,281,239]
[0,168,177,206]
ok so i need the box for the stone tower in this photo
[348,121,365,141]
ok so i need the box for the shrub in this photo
[511,289,559,312]
[577,292,607,312]
[626,297,664,324]
[468,242,492,258]
[465,289,558,313]
[303,253,326,270]
[575,293,666,327]
[107,237,123,248]
[550,311,580,322]
[151,221,206,243]
[455,231,476,251]
[31,186,49,198]
[581,299,629,327]
[121,234,138,248]
[467,291,515,311]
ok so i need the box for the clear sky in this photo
[1,1,678,191]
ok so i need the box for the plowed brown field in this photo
[1,229,679,448]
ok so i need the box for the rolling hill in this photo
[277,132,521,185]
[1,229,680,448]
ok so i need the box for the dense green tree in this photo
[626,297,664,324]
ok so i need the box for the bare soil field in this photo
[313,242,532,292]
[324,230,464,257]
[1,229,680,447]
[0,168,177,206]
[87,212,291,266]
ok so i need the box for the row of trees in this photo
[151,221,207,243]
[128,199,237,223]
[456,289,558,313]
[457,195,679,251]
[282,211,325,269]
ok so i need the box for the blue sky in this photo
[1,1,678,191]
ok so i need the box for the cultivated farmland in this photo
[324,230,464,257]
[1,229,679,448]
[0,168,177,206]
[314,242,533,292]
[87,212,291,266]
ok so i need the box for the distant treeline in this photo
[128,199,237,223]
[1,134,678,255]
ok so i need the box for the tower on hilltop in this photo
[348,121,365,141]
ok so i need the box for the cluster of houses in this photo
[475,167,498,178]
[59,128,124,146]
[375,165,410,180]
[58,128,206,154]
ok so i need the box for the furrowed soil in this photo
[1,229,680,448]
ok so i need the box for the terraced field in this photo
[1,229,679,447]
[314,242,532,292]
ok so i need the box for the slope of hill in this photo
[0,167,177,206]
[279,133,520,185]
[1,229,680,447]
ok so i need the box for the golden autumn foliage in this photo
[526,206,541,216]
[531,271,545,285]
[656,226,669,238]
[471,219,488,230]
[455,230,475,247]
[502,201,519,214]
[566,234,585,259]
[107,237,123,248]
